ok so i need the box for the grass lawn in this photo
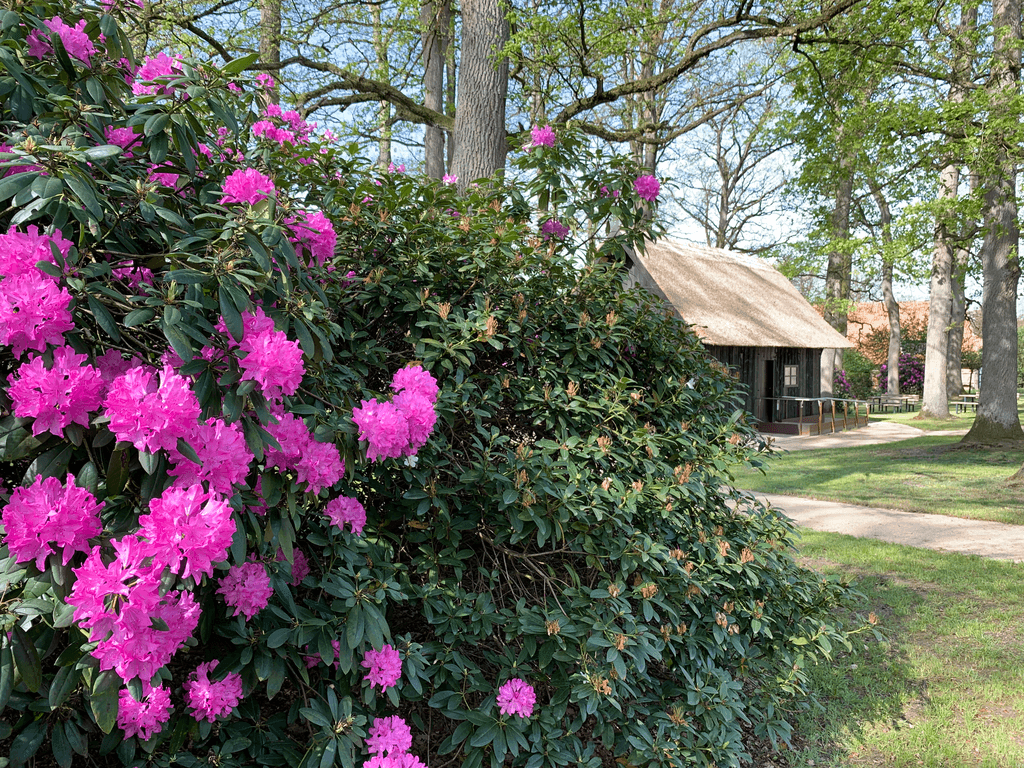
[789,531,1024,767]
[731,435,1024,525]
[866,407,981,434]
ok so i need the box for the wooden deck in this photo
[758,412,871,436]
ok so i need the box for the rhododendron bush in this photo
[0,3,866,768]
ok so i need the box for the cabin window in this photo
[783,365,798,387]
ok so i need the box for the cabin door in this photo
[764,359,775,422]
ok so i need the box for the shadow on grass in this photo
[787,564,928,766]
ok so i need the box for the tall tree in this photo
[421,0,450,177]
[921,3,976,419]
[963,0,1024,443]
[449,0,509,185]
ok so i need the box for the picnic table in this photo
[869,394,917,413]
[952,393,979,413]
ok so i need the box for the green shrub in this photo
[0,4,862,768]
[839,349,877,399]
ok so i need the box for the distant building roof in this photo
[626,239,854,349]
[847,300,981,363]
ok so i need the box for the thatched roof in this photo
[627,240,853,349]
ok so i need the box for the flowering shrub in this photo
[880,352,925,395]
[0,4,866,768]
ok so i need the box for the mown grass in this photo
[732,435,1024,525]
[788,531,1024,767]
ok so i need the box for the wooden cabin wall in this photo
[705,345,825,422]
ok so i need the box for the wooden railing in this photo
[755,396,871,433]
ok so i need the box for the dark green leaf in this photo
[86,296,121,341]
[0,171,35,203]
[10,720,47,766]
[89,670,120,733]
[51,722,73,768]
[164,322,193,363]
[124,308,156,327]
[266,628,291,649]
[11,625,42,693]
[64,174,103,221]
[105,446,130,495]
[48,665,81,709]
[83,144,122,161]
[222,53,259,74]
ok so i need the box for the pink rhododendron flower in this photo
[361,644,402,691]
[530,125,556,148]
[103,365,201,454]
[220,168,275,205]
[185,660,244,722]
[387,163,406,174]
[148,164,180,188]
[132,52,183,96]
[276,546,309,585]
[1,474,103,570]
[26,28,51,59]
[633,174,660,202]
[541,218,569,241]
[69,536,200,682]
[391,365,439,404]
[105,125,141,153]
[138,484,235,580]
[324,496,366,535]
[366,716,413,756]
[217,561,272,620]
[364,756,427,768]
[44,17,96,66]
[496,678,535,718]
[0,226,70,279]
[0,272,74,356]
[263,410,344,494]
[256,73,275,90]
[235,312,304,401]
[167,418,253,494]
[94,349,140,387]
[287,210,336,267]
[393,390,436,456]
[442,174,458,184]
[352,398,409,462]
[8,346,104,437]
[118,684,173,741]
[112,264,155,292]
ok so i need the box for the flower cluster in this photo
[264,409,345,494]
[118,685,173,741]
[352,365,439,462]
[104,364,201,454]
[364,716,427,768]
[8,345,104,437]
[28,17,96,66]
[541,218,569,241]
[324,495,366,535]
[287,209,337,267]
[1,475,103,570]
[220,168,276,205]
[0,227,74,357]
[132,52,184,96]
[530,125,556,148]
[633,174,661,202]
[184,660,244,722]
[361,644,402,691]
[138,485,235,580]
[496,677,536,718]
[231,308,305,402]
[217,561,273,620]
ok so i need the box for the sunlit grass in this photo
[732,435,1024,524]
[791,531,1024,767]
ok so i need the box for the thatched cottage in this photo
[624,240,854,426]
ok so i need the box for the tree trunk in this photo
[450,0,509,188]
[921,163,958,418]
[258,0,281,104]
[373,6,392,167]
[421,0,450,178]
[946,253,967,398]
[869,179,900,395]
[820,155,855,395]
[963,0,1023,445]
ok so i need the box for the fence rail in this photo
[754,396,871,434]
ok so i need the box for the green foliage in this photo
[0,4,861,768]
[838,349,876,399]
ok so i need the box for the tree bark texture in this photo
[921,163,958,418]
[820,155,855,395]
[450,0,509,188]
[963,0,1023,443]
[946,254,967,398]
[258,0,281,103]
[421,0,450,178]
[869,179,900,395]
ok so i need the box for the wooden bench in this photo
[951,400,978,413]
[873,396,910,413]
